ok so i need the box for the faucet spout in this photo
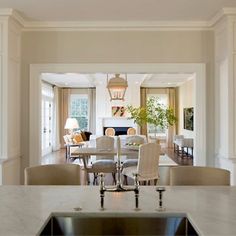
[99,137,140,210]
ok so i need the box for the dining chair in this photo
[122,135,146,169]
[170,166,230,185]
[91,136,116,185]
[105,127,115,136]
[24,164,84,185]
[122,142,161,185]
[127,127,136,135]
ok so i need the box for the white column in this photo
[0,18,8,161]
[214,16,236,185]
[0,15,22,184]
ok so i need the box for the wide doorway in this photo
[29,63,206,167]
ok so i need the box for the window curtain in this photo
[60,88,70,147]
[140,88,148,136]
[167,88,176,148]
[88,88,96,134]
[52,86,61,151]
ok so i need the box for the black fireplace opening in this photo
[103,127,131,136]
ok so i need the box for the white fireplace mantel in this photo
[102,117,135,127]
[97,117,137,135]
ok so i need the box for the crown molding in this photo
[11,9,26,27]
[209,7,236,26]
[0,8,25,26]
[1,7,236,31]
[22,20,210,31]
[0,8,13,16]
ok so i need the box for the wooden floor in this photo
[164,147,193,166]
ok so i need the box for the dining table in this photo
[69,144,139,165]
[68,140,140,184]
[69,141,177,169]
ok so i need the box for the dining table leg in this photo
[81,155,91,185]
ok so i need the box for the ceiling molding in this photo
[209,7,236,27]
[11,9,26,27]
[22,20,211,31]
[0,8,25,26]
[0,8,13,16]
[1,7,236,31]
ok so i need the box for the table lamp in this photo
[64,118,79,136]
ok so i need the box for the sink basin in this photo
[39,214,198,236]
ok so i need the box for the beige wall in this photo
[21,30,215,183]
[21,31,210,63]
[2,158,21,185]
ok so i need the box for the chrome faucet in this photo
[99,137,140,210]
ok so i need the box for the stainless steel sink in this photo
[39,214,198,236]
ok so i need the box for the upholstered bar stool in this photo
[24,164,84,185]
[170,166,230,186]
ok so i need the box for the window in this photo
[147,93,168,137]
[69,94,88,131]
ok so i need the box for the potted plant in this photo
[126,96,177,138]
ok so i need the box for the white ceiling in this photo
[41,73,193,88]
[1,0,236,22]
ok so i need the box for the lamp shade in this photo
[64,118,79,130]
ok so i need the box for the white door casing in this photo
[29,63,206,166]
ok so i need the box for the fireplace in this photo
[97,117,138,135]
[103,127,131,136]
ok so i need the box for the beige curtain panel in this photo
[59,88,71,147]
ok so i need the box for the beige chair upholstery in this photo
[170,166,230,186]
[122,135,146,168]
[24,164,82,185]
[126,135,145,145]
[91,136,116,184]
[122,143,160,184]
[127,127,136,135]
[105,127,115,136]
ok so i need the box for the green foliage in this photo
[126,105,147,127]
[126,96,177,130]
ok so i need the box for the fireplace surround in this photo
[103,127,131,136]
[97,117,137,135]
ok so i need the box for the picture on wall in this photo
[183,107,194,131]
[112,106,125,117]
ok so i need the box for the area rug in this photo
[159,154,178,166]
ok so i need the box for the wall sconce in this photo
[107,74,128,101]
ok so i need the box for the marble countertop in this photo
[0,186,236,236]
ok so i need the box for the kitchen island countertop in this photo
[0,186,236,236]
